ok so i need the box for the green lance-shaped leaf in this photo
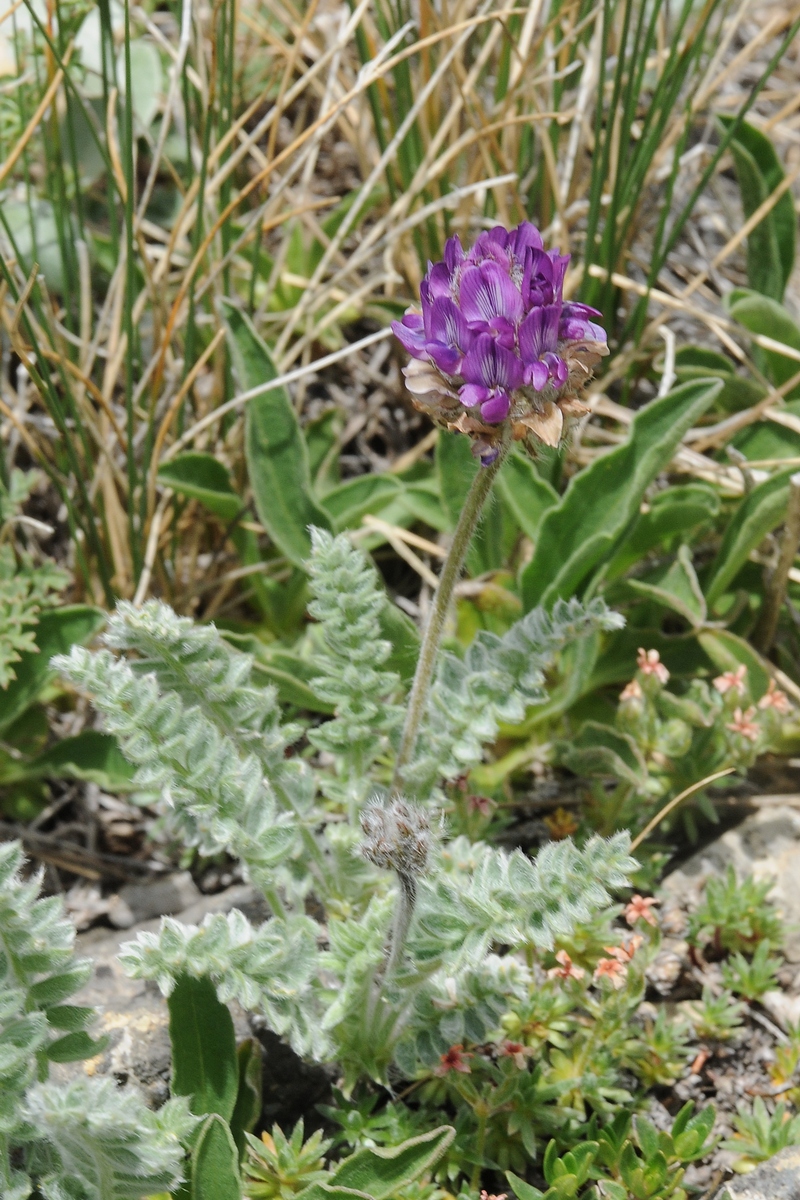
[624,545,707,628]
[168,974,239,1122]
[18,730,135,790]
[1,605,105,735]
[229,1038,263,1158]
[719,116,796,300]
[158,453,243,522]
[559,722,648,788]
[191,1113,242,1200]
[321,474,402,531]
[521,379,722,610]
[725,290,800,400]
[704,467,796,608]
[495,448,559,542]
[223,301,332,566]
[302,1127,455,1200]
[606,482,720,578]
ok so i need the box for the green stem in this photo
[391,436,511,791]
[384,872,417,980]
[470,1106,488,1192]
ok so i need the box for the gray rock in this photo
[107,870,202,928]
[52,884,263,1103]
[716,1146,800,1200]
[662,806,800,963]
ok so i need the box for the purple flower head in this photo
[392,220,608,459]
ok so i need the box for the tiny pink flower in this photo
[604,934,644,964]
[758,680,792,715]
[593,957,628,988]
[637,648,669,684]
[500,1041,532,1069]
[624,894,660,927]
[726,706,760,742]
[547,949,586,981]
[713,665,747,696]
[467,794,495,817]
[434,1044,472,1075]
[481,1192,508,1200]
[620,679,643,703]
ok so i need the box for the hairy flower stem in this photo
[391,435,511,792]
[384,872,418,980]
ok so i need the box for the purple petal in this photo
[477,444,500,465]
[392,313,426,358]
[459,261,523,324]
[544,352,568,387]
[524,360,550,390]
[444,234,465,273]
[480,391,511,422]
[426,342,462,374]
[519,306,560,362]
[459,382,490,408]
[429,296,472,355]
[461,334,524,391]
[588,320,607,342]
[562,301,602,321]
[427,261,453,299]
[508,221,543,258]
[560,317,591,340]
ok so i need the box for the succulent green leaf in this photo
[725,290,800,399]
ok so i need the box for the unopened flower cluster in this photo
[392,221,608,461]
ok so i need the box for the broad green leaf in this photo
[328,1127,455,1200]
[168,975,239,1121]
[158,453,242,522]
[732,402,800,461]
[674,346,735,375]
[229,1039,262,1159]
[521,379,722,610]
[118,39,163,130]
[322,474,402,531]
[607,483,720,578]
[436,430,476,527]
[2,606,105,734]
[559,722,648,788]
[672,347,766,413]
[191,1114,242,1200]
[20,731,135,789]
[697,629,771,698]
[625,546,707,627]
[719,116,795,299]
[46,1029,108,1062]
[725,290,800,400]
[378,599,419,686]
[305,408,342,494]
[224,302,332,565]
[704,467,795,608]
[496,448,559,542]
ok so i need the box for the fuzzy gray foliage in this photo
[405,597,625,793]
[23,1078,194,1200]
[306,528,404,775]
[118,908,326,1058]
[54,643,296,894]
